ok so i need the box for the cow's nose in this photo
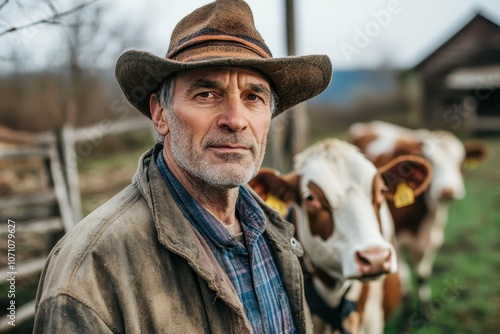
[355,247,392,276]
[440,187,456,200]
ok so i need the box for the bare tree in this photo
[57,1,143,126]
[61,1,143,77]
[0,0,98,39]
[0,0,147,142]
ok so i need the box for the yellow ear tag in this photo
[464,158,479,170]
[394,182,415,208]
[265,193,288,216]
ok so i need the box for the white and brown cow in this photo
[348,120,488,318]
[249,138,432,334]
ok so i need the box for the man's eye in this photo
[198,92,213,98]
[247,94,265,102]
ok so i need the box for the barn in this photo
[414,13,500,132]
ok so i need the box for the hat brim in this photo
[115,50,332,118]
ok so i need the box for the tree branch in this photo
[0,0,98,39]
[0,0,11,12]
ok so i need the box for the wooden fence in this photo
[0,117,152,332]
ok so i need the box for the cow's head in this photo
[249,139,432,283]
[417,130,488,202]
[349,121,488,204]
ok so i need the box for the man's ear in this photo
[150,94,169,136]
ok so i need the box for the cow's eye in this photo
[303,192,314,202]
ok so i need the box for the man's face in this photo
[163,67,273,188]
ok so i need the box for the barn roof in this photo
[414,13,500,75]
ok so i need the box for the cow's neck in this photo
[392,190,451,233]
[310,274,354,308]
[287,205,346,301]
[434,201,450,226]
[390,193,430,235]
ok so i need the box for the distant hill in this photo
[311,69,400,107]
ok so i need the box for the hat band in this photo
[166,34,272,60]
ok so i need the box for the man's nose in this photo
[217,96,248,132]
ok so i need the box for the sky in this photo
[1,0,500,73]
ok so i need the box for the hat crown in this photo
[166,0,272,60]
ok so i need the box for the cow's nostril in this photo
[356,248,392,275]
[356,252,370,265]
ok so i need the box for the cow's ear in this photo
[248,168,299,216]
[464,142,488,170]
[248,168,299,202]
[378,155,432,202]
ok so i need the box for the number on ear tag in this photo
[394,182,415,208]
[265,193,288,216]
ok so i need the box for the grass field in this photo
[3,126,498,333]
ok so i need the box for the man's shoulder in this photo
[36,184,161,310]
[74,184,152,243]
[40,185,154,284]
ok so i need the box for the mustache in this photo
[204,134,257,151]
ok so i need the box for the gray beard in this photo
[167,111,266,188]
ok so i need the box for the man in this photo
[34,0,332,333]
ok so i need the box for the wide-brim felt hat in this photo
[115,0,333,119]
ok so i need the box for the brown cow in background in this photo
[348,121,488,325]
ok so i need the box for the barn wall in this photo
[416,15,500,132]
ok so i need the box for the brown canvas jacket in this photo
[34,147,313,333]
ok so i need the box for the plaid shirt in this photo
[157,153,296,334]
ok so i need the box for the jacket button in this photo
[290,237,298,247]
